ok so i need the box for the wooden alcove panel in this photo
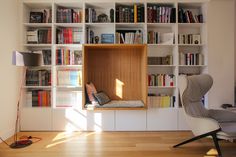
[83,44,147,110]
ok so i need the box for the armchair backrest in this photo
[182,74,213,118]
[179,74,220,136]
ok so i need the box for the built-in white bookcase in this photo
[20,0,208,131]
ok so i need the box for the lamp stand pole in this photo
[10,68,32,149]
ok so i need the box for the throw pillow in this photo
[86,82,97,103]
[93,91,111,105]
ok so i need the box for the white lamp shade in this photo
[12,51,43,66]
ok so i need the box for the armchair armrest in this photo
[208,109,236,123]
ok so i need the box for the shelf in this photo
[54,23,83,27]
[179,65,207,67]
[55,65,82,68]
[27,65,51,69]
[56,86,82,89]
[178,44,204,47]
[84,107,147,110]
[178,23,205,28]
[148,65,176,67]
[147,23,176,27]
[23,44,52,47]
[23,86,51,89]
[148,86,176,89]
[86,23,114,28]
[23,23,52,27]
[148,44,176,47]
[116,23,145,28]
[55,44,82,48]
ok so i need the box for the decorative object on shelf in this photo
[94,36,99,44]
[101,34,114,44]
[10,51,43,148]
[29,9,52,23]
[110,8,114,22]
[97,13,109,23]
[29,12,43,23]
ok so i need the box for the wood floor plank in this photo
[0,131,235,157]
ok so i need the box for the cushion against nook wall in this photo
[93,91,111,105]
[86,82,97,103]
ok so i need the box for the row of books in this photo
[148,56,173,65]
[147,5,176,23]
[57,8,82,23]
[86,27,95,44]
[116,4,144,23]
[178,34,201,45]
[116,30,143,44]
[179,53,204,65]
[56,91,81,107]
[29,9,52,23]
[27,90,51,107]
[148,95,175,108]
[27,29,51,44]
[57,70,82,86]
[56,49,82,65]
[26,69,51,86]
[85,8,97,23]
[148,74,175,87]
[33,50,51,65]
[178,8,203,23]
[56,28,83,44]
[147,32,174,44]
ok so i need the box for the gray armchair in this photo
[174,74,236,157]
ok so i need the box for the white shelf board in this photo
[26,65,52,69]
[178,23,205,28]
[148,65,176,67]
[55,44,82,48]
[85,23,115,28]
[23,86,51,89]
[178,44,204,46]
[179,65,207,67]
[54,23,83,27]
[147,23,176,28]
[116,23,145,28]
[23,44,52,47]
[148,44,176,46]
[148,86,176,89]
[55,65,83,68]
[23,23,52,27]
[56,86,82,89]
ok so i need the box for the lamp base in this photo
[10,140,32,149]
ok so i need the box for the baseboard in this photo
[0,128,15,142]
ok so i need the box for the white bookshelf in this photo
[20,0,208,131]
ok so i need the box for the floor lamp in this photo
[11,51,42,148]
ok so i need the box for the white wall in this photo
[208,0,235,108]
[0,0,20,140]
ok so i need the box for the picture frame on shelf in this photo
[29,12,43,23]
[101,34,114,44]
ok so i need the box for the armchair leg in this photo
[212,133,222,157]
[173,129,222,156]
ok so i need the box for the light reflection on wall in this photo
[116,79,124,99]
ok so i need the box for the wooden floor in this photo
[0,131,235,157]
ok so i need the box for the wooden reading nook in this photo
[82,44,147,110]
